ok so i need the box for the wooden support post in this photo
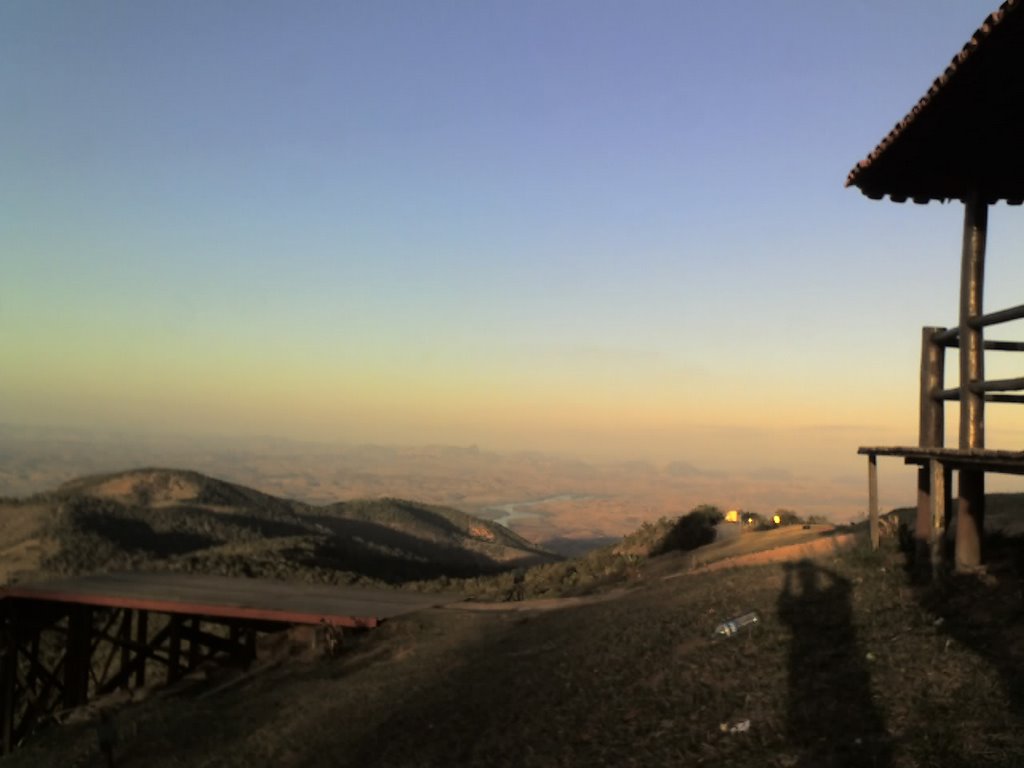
[168,616,182,684]
[929,460,945,574]
[957,470,985,570]
[917,327,946,563]
[26,631,39,691]
[63,606,92,710]
[187,618,201,671]
[868,453,879,550]
[135,611,148,687]
[119,610,132,688]
[956,191,987,571]
[944,466,954,536]
[243,627,257,669]
[1,622,16,755]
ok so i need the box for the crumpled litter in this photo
[719,718,751,734]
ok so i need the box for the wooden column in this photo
[119,609,132,686]
[168,615,182,684]
[868,453,879,550]
[243,627,257,669]
[929,459,945,573]
[63,606,92,709]
[956,192,987,571]
[917,327,946,563]
[135,611,148,687]
[1,624,15,754]
[187,618,201,671]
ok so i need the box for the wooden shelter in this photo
[848,0,1024,572]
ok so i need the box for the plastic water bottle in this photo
[714,611,760,638]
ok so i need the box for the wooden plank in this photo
[939,337,1024,351]
[1,574,457,629]
[985,394,1024,404]
[984,340,1024,351]
[859,445,1024,460]
[975,303,1024,327]
[972,376,1024,393]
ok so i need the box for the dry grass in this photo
[8,534,1024,768]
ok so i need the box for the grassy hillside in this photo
[0,468,559,586]
[7,529,1024,767]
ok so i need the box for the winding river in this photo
[481,494,594,527]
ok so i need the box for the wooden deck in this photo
[859,445,1024,572]
[1,571,460,629]
[858,446,1024,475]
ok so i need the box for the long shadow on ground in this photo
[778,559,892,768]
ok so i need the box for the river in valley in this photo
[480,494,594,527]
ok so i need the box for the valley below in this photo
[2,458,1024,766]
[0,425,882,553]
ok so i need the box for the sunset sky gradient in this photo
[4,1,1024,511]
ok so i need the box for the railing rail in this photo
[926,310,1024,407]
[930,303,1024,346]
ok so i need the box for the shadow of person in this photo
[778,559,891,768]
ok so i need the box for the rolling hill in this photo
[0,468,559,586]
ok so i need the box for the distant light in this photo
[773,514,782,525]
[725,510,740,523]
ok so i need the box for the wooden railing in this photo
[922,302,1024,414]
[904,303,1024,569]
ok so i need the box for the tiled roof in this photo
[846,0,1024,203]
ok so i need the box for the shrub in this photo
[653,505,724,555]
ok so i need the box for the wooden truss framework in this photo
[0,597,277,753]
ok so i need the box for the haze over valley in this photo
[1,423,892,551]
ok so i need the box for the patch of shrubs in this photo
[652,505,724,555]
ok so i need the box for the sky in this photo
[4,1,1024,509]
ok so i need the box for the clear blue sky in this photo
[3,1,1023,508]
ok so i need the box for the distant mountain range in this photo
[0,468,560,586]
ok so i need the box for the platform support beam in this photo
[868,453,879,550]
[63,606,93,710]
[1,620,16,754]
[917,326,946,564]
[956,191,987,571]
[928,460,946,575]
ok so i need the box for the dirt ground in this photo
[7,533,1024,768]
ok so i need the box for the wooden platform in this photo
[0,572,463,751]
[858,445,1024,572]
[1,571,460,629]
[858,446,1024,475]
